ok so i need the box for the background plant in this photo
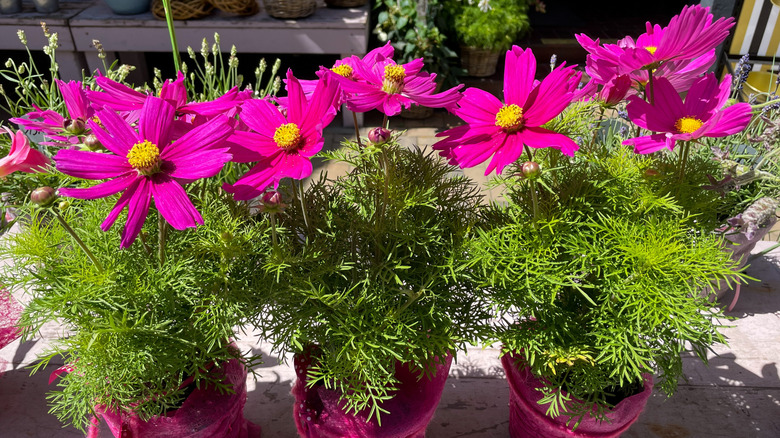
[448,0,533,52]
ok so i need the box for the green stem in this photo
[292,180,309,230]
[751,98,780,111]
[382,114,389,130]
[678,142,691,183]
[53,210,104,274]
[158,214,167,266]
[353,111,362,148]
[524,145,539,223]
[161,0,182,72]
[270,213,278,248]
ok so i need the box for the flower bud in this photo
[31,186,57,207]
[58,199,70,211]
[368,127,391,145]
[521,161,541,180]
[220,231,233,242]
[260,190,287,214]
[63,118,86,135]
[83,134,102,151]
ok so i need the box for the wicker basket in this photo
[324,0,366,7]
[263,0,316,18]
[460,46,500,78]
[152,0,213,20]
[209,0,259,15]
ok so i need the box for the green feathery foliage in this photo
[254,136,492,422]
[0,179,270,430]
[452,103,748,427]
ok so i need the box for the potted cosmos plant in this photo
[232,44,492,436]
[435,5,775,437]
[0,29,277,436]
[448,0,534,77]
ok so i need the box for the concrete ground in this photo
[1,110,779,437]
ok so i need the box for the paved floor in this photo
[1,110,779,437]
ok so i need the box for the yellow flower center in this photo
[274,123,303,150]
[495,104,525,132]
[331,64,353,78]
[126,140,161,175]
[645,46,657,55]
[674,116,703,134]
[381,64,406,94]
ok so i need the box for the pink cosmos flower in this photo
[574,74,632,106]
[54,96,233,248]
[622,73,752,154]
[11,80,96,146]
[88,72,249,121]
[278,42,395,109]
[222,70,339,201]
[334,54,462,116]
[433,46,581,175]
[0,128,50,178]
[618,5,733,73]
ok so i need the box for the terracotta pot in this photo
[292,349,452,438]
[87,357,261,438]
[501,352,652,438]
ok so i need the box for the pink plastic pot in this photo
[86,357,261,438]
[0,288,22,374]
[292,349,452,438]
[501,352,652,438]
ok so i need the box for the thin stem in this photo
[678,142,691,183]
[524,145,539,223]
[158,214,167,266]
[161,0,182,72]
[53,210,104,274]
[270,213,278,248]
[751,98,780,111]
[353,111,362,148]
[292,180,309,230]
[382,114,389,130]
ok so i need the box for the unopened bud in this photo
[63,118,86,135]
[219,231,233,242]
[83,134,102,151]
[521,161,541,180]
[260,190,287,214]
[367,127,391,145]
[31,187,57,206]
[58,199,70,211]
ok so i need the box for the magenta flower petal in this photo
[59,173,138,200]
[625,95,677,132]
[485,134,522,175]
[697,104,752,137]
[223,155,285,201]
[623,133,674,154]
[54,150,131,179]
[100,178,139,231]
[120,178,152,249]
[57,80,92,121]
[240,99,288,136]
[90,75,147,112]
[161,115,232,161]
[0,128,50,177]
[524,65,580,126]
[138,97,175,151]
[520,127,580,157]
[227,131,279,162]
[285,70,309,124]
[166,149,233,180]
[504,47,536,107]
[90,109,139,156]
[150,174,203,230]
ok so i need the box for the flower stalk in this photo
[161,0,182,72]
[52,209,104,274]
